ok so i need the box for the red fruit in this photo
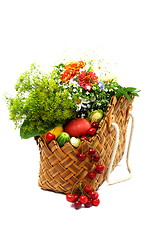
[96,164,105,174]
[73,194,79,202]
[80,136,89,141]
[64,118,92,137]
[66,194,75,202]
[93,155,100,162]
[88,148,96,157]
[88,127,96,135]
[45,132,56,141]
[91,122,99,128]
[92,198,100,206]
[74,201,82,209]
[88,171,97,179]
[84,185,94,193]
[88,191,99,199]
[77,153,86,161]
[85,199,93,208]
[80,195,88,204]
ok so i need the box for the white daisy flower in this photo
[69,79,80,88]
[75,98,90,111]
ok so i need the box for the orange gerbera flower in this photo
[60,61,85,82]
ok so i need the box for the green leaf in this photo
[20,120,54,139]
[124,87,137,92]
[116,88,132,101]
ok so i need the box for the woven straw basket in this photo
[36,95,133,194]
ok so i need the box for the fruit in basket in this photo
[88,171,97,179]
[92,198,100,206]
[93,154,100,162]
[88,127,96,135]
[45,132,56,141]
[56,132,70,147]
[80,195,88,204]
[64,118,91,137]
[49,125,63,138]
[80,136,89,141]
[85,199,93,208]
[77,153,86,161]
[88,148,96,157]
[96,164,105,174]
[84,185,94,193]
[74,201,82,209]
[91,121,99,128]
[88,110,103,123]
[88,191,99,199]
[66,194,75,202]
[70,137,81,148]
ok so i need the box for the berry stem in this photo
[71,180,82,194]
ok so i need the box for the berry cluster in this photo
[66,185,100,209]
[77,147,105,180]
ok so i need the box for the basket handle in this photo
[106,112,134,185]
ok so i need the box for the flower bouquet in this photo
[6,59,140,209]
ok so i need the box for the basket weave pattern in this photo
[37,96,132,194]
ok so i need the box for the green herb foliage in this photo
[6,64,76,138]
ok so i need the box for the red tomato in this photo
[45,132,56,141]
[64,118,91,137]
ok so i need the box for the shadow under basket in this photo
[36,95,133,194]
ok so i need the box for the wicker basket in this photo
[36,95,133,194]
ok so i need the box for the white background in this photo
[0,0,160,239]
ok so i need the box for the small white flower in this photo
[68,93,72,100]
[75,98,90,111]
[97,103,102,106]
[69,79,80,88]
[73,88,77,92]
[86,91,90,95]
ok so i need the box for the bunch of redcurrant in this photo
[66,185,100,209]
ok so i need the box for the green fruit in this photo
[88,110,103,123]
[56,132,70,147]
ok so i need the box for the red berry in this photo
[74,201,82,209]
[92,198,100,206]
[80,136,89,141]
[88,171,97,179]
[88,148,96,157]
[93,155,100,162]
[88,191,99,199]
[88,128,97,135]
[45,132,56,141]
[73,194,79,202]
[96,164,105,174]
[85,199,93,208]
[66,194,75,202]
[91,122,99,128]
[77,153,86,161]
[80,195,88,204]
[84,185,94,193]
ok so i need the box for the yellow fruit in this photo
[49,125,63,139]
